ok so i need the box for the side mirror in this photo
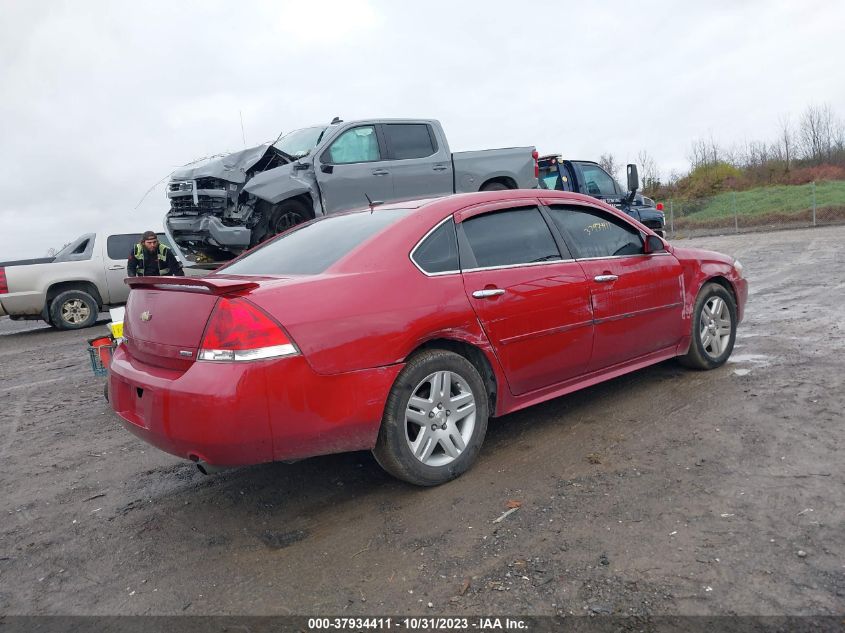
[645,234,666,254]
[626,164,640,193]
[320,164,334,174]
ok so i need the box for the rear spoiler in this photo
[125,276,258,294]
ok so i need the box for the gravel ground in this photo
[0,225,843,617]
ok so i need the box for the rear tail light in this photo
[532,150,539,179]
[0,267,7,294]
[656,203,664,211]
[198,297,299,362]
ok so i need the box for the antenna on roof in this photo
[331,116,343,124]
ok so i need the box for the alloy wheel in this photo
[61,299,91,325]
[404,370,476,467]
[700,296,732,358]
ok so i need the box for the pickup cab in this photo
[165,118,538,257]
[0,231,201,330]
[538,156,665,236]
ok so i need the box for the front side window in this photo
[220,208,412,276]
[548,205,643,258]
[384,124,436,160]
[412,218,458,274]
[461,207,561,269]
[576,162,619,196]
[325,126,381,164]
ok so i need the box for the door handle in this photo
[372,169,389,176]
[472,288,505,299]
[433,165,449,172]
[594,275,618,283]
[108,265,125,270]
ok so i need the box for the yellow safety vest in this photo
[134,243,171,276]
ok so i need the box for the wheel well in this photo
[704,276,737,303]
[413,339,499,416]
[480,176,517,190]
[46,281,103,310]
[285,194,315,219]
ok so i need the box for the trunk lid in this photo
[122,276,260,370]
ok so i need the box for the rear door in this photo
[315,124,394,213]
[457,201,593,395]
[543,201,685,371]
[104,233,139,304]
[381,122,453,199]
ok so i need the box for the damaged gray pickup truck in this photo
[165,118,538,257]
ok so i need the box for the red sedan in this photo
[109,190,747,485]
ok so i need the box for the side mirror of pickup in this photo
[644,234,666,254]
[626,164,639,193]
[320,164,334,174]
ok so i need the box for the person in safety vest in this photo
[127,231,184,277]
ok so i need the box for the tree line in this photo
[600,103,845,200]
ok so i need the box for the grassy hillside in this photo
[671,180,845,228]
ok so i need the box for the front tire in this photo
[258,199,313,243]
[679,283,737,370]
[373,350,489,486]
[50,290,98,330]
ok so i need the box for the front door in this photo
[543,202,685,371]
[315,124,394,214]
[457,202,594,395]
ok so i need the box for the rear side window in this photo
[107,234,139,260]
[221,209,413,275]
[461,207,561,269]
[384,124,436,160]
[548,205,643,258]
[107,233,174,260]
[412,218,458,274]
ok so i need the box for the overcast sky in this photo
[1,0,843,260]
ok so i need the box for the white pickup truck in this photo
[0,231,202,330]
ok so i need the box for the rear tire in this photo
[480,181,509,192]
[373,350,489,486]
[50,290,98,330]
[679,283,737,370]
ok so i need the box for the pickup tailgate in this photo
[122,276,258,370]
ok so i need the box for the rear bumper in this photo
[109,345,402,467]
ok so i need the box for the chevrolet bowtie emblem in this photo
[140,311,152,322]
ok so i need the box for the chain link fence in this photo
[662,180,845,239]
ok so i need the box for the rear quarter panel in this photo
[1,259,105,315]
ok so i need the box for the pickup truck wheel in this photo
[373,350,489,486]
[50,290,98,330]
[481,181,508,191]
[679,283,737,370]
[267,199,312,239]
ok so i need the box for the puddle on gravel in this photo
[733,368,751,376]
[727,353,773,375]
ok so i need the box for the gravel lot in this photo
[1,226,843,617]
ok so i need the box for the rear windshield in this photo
[221,208,413,275]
